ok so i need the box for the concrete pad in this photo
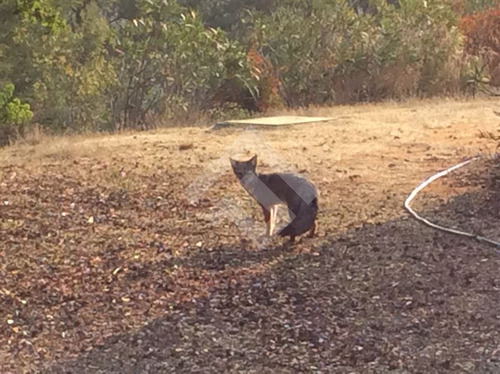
[214,116,332,129]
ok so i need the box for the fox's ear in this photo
[249,155,257,168]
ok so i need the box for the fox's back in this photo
[257,172,317,208]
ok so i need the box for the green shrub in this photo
[3,0,116,133]
[464,0,498,14]
[254,0,463,106]
[0,83,33,146]
[110,0,257,129]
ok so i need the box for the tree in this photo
[1,0,116,132]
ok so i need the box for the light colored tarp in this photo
[214,116,332,129]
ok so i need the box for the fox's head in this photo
[229,155,257,181]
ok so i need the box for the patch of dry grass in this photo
[1,96,498,169]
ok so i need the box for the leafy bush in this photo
[253,0,463,106]
[110,0,257,129]
[3,0,116,133]
[464,0,499,14]
[376,0,462,96]
[179,0,278,33]
[0,83,33,146]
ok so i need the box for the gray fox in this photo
[229,155,318,242]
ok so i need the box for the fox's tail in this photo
[278,198,318,237]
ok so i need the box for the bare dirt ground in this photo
[0,98,499,373]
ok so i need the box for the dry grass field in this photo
[0,97,499,373]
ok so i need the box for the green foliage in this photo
[375,0,462,95]
[179,0,277,33]
[0,83,33,145]
[464,0,498,14]
[255,0,363,105]
[1,0,256,134]
[255,0,463,105]
[1,0,116,133]
[111,0,256,128]
[16,0,66,32]
[20,1,115,131]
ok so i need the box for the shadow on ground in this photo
[44,180,500,374]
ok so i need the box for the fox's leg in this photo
[289,234,296,243]
[269,205,278,236]
[262,206,271,236]
[269,206,275,236]
[308,222,316,238]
